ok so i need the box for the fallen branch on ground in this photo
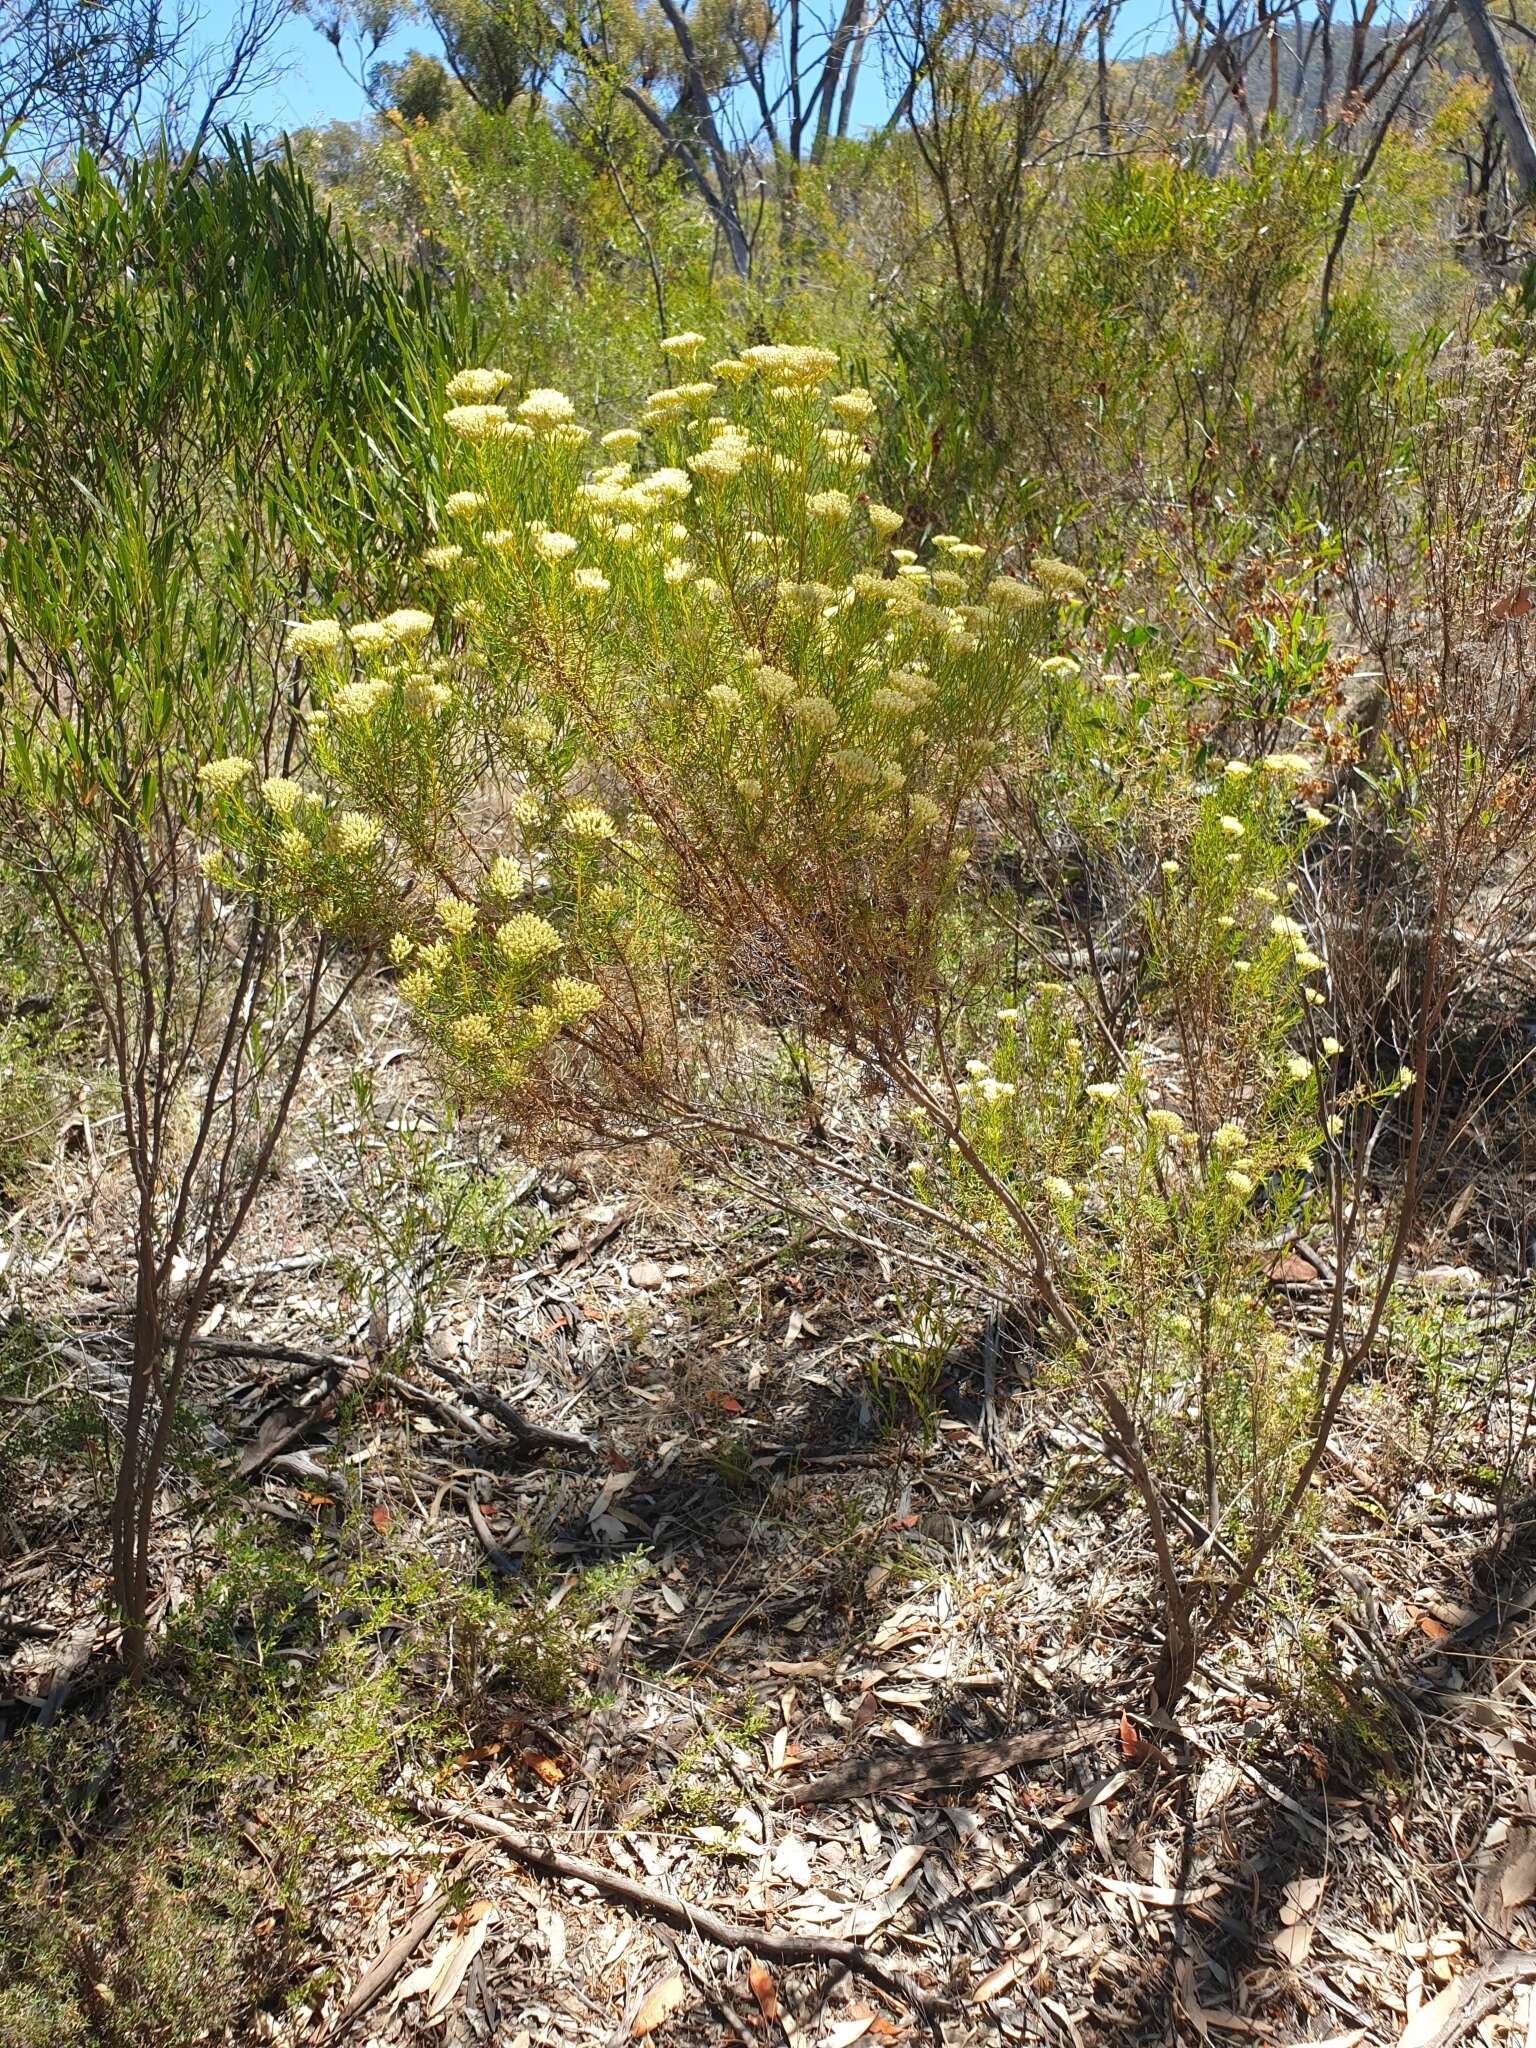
[786,1715,1119,1806]
[419,1356,594,1455]
[412,1794,946,2027]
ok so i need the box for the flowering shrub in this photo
[207,341,1078,1110]
[200,344,1431,1707]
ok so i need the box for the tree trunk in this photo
[1097,12,1111,150]
[111,1287,164,1678]
[1456,0,1536,204]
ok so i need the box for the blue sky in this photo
[208,0,1174,141]
[218,5,411,132]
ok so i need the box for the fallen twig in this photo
[464,1491,520,1575]
[317,1842,490,2039]
[1413,1950,1536,2048]
[384,1373,500,1444]
[412,1794,946,2027]
[786,1714,1119,1807]
[237,1361,367,1479]
[194,1335,352,1372]
[419,1355,593,1455]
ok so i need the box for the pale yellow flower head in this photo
[336,812,382,858]
[260,775,304,816]
[987,577,1045,610]
[563,803,616,841]
[829,388,876,424]
[437,895,476,936]
[451,1014,498,1055]
[383,608,435,643]
[870,687,916,717]
[517,387,577,428]
[332,679,390,719]
[285,619,345,660]
[443,404,509,439]
[495,911,562,967]
[534,529,579,563]
[690,446,743,483]
[659,330,707,357]
[788,694,838,735]
[806,488,852,522]
[446,367,509,404]
[551,975,604,1022]
[643,466,692,503]
[198,755,252,797]
[1032,555,1090,596]
[486,854,524,898]
[741,343,838,388]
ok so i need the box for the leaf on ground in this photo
[876,1843,927,1892]
[630,1971,687,2038]
[520,1750,565,1786]
[1194,1757,1242,1820]
[536,1905,567,1970]
[747,1962,778,2020]
[424,1900,496,2020]
[370,1502,392,1532]
[1279,1874,1325,1924]
[1173,1956,1267,2038]
[1118,1711,1149,1761]
[1095,1874,1224,1906]
[971,1957,1022,2004]
[1271,1920,1314,1966]
[821,2020,873,2048]
[1398,1979,1460,2048]
[1500,1834,1536,1914]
